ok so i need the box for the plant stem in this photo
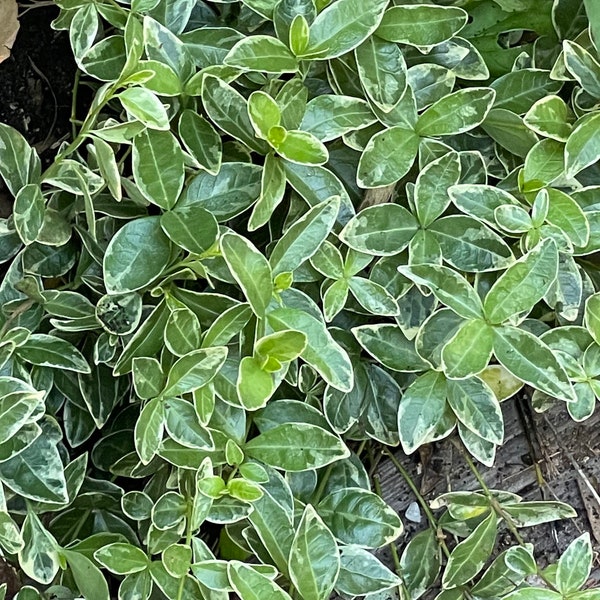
[382,447,451,559]
[373,474,411,600]
[311,462,334,505]
[455,440,558,590]
[0,300,36,339]
[176,498,195,600]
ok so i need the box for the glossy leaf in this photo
[377,5,468,48]
[357,126,420,188]
[416,88,495,137]
[245,423,349,471]
[103,217,172,294]
[318,487,403,549]
[302,0,389,60]
[289,505,340,600]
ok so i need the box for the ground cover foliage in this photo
[1,0,600,597]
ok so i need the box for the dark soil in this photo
[0,4,76,218]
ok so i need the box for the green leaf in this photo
[248,92,281,140]
[267,307,353,392]
[336,546,402,596]
[134,397,164,464]
[0,378,43,445]
[245,423,349,471]
[136,60,182,96]
[377,4,468,47]
[289,505,340,600]
[300,95,376,142]
[491,69,562,114]
[400,529,441,600]
[283,162,352,211]
[0,124,41,196]
[565,113,600,177]
[273,130,328,165]
[523,139,565,188]
[163,347,228,397]
[448,184,520,227]
[504,590,562,600]
[545,188,589,248]
[352,324,430,372]
[164,397,213,449]
[289,18,311,54]
[180,162,262,222]
[118,87,170,130]
[482,108,539,158]
[398,370,448,454]
[249,153,287,231]
[442,512,497,588]
[13,184,44,246]
[63,550,110,600]
[178,110,222,175]
[484,238,558,324]
[255,330,307,363]
[237,356,275,411]
[221,232,273,318]
[585,0,600,51]
[556,533,592,595]
[398,263,484,320]
[348,277,399,316]
[501,500,577,526]
[18,512,60,584]
[340,204,419,255]
[414,152,460,227]
[202,76,269,154]
[322,279,349,322]
[447,377,503,444]
[16,334,90,373]
[225,36,299,74]
[357,126,420,188]
[270,197,339,276]
[164,307,201,356]
[416,88,495,137]
[493,326,575,402]
[247,475,295,574]
[162,544,192,578]
[302,0,389,60]
[585,293,600,346]
[355,36,407,112]
[440,315,492,378]
[523,95,572,142]
[228,561,292,600]
[202,304,253,348]
[161,206,218,256]
[132,129,184,210]
[114,300,169,375]
[318,487,403,548]
[0,422,68,503]
[104,216,173,294]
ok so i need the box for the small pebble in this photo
[405,501,422,523]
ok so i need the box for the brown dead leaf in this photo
[0,0,20,64]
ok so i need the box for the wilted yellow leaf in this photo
[0,0,19,64]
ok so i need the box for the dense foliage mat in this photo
[1,0,600,598]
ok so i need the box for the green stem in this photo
[311,463,334,506]
[382,447,451,559]
[176,498,195,600]
[373,474,411,600]
[46,80,121,177]
[0,299,36,339]
[70,70,81,140]
[455,440,557,590]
